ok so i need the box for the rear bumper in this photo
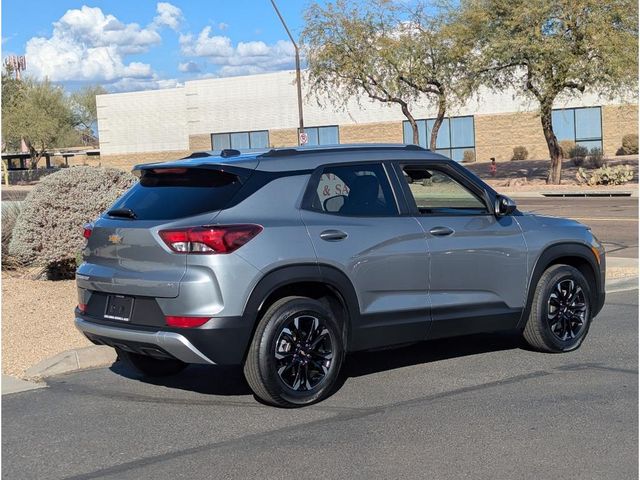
[75,314,253,365]
[75,318,215,364]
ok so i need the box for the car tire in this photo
[523,264,593,353]
[116,348,187,377]
[244,296,345,407]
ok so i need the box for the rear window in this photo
[108,168,244,220]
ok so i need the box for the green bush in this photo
[461,150,475,163]
[9,167,137,279]
[1,201,22,270]
[511,146,528,161]
[559,140,575,159]
[619,134,639,155]
[588,147,605,168]
[576,165,634,186]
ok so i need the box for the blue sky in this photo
[1,0,312,92]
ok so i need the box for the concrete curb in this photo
[24,345,117,380]
[2,374,46,395]
[606,276,639,293]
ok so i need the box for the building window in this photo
[552,107,602,151]
[299,126,339,146]
[211,130,269,150]
[403,116,475,162]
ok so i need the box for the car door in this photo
[300,161,431,351]
[394,161,528,340]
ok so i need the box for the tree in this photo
[71,85,107,145]
[453,0,638,184]
[2,77,78,168]
[302,1,421,144]
[390,4,476,150]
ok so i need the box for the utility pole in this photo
[270,0,305,144]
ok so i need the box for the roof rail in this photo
[259,144,428,158]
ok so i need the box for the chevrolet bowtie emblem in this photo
[108,234,122,244]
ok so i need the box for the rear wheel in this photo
[244,296,345,407]
[523,264,592,353]
[116,348,187,377]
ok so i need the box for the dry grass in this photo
[1,273,91,377]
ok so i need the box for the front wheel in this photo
[523,264,593,353]
[244,296,345,407]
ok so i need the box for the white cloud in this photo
[153,2,183,31]
[179,27,296,77]
[178,61,201,73]
[25,3,180,84]
[110,75,182,92]
[218,22,229,31]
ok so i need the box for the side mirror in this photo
[495,194,517,217]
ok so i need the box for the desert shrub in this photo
[588,147,605,168]
[558,140,575,159]
[576,165,634,186]
[568,144,588,160]
[1,201,22,270]
[511,146,528,161]
[462,150,475,163]
[619,134,639,155]
[9,167,137,279]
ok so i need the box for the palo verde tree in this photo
[2,75,78,168]
[391,4,476,150]
[453,0,638,183]
[70,85,107,146]
[302,1,422,144]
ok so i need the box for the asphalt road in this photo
[3,289,637,480]
[516,197,638,258]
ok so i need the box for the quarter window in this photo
[401,166,487,215]
[308,163,397,217]
[211,130,269,150]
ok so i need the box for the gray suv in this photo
[75,145,606,407]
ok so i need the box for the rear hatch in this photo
[77,166,249,298]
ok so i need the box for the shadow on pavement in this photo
[110,330,523,399]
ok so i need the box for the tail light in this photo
[159,224,262,254]
[82,224,93,239]
[77,303,88,314]
[166,316,210,328]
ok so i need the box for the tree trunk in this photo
[400,103,420,145]
[28,144,43,170]
[540,101,562,184]
[429,94,447,151]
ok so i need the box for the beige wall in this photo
[189,134,212,151]
[602,104,639,157]
[100,150,191,171]
[474,111,548,162]
[339,122,403,144]
[269,128,298,147]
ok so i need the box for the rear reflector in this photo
[78,303,88,313]
[159,224,262,254]
[165,316,210,328]
[82,224,93,239]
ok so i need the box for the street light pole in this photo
[270,0,304,139]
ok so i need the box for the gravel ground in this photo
[1,273,90,377]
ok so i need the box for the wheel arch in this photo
[519,242,604,328]
[241,264,360,359]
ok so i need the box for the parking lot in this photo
[3,288,637,480]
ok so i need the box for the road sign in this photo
[299,132,308,145]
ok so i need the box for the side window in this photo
[309,163,398,217]
[401,165,487,215]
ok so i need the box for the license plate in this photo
[104,295,134,322]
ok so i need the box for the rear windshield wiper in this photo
[107,207,137,219]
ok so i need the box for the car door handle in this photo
[320,230,348,241]
[429,226,455,237]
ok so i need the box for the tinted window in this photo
[402,166,487,215]
[403,116,475,162]
[109,168,244,220]
[300,126,339,146]
[211,130,269,150]
[309,164,397,216]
